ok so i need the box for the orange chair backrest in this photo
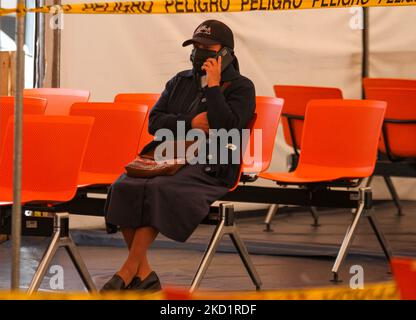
[299,99,386,178]
[365,87,416,158]
[242,96,283,174]
[363,78,416,91]
[0,115,94,202]
[114,93,160,153]
[24,88,90,115]
[228,97,283,191]
[273,85,342,150]
[70,102,148,176]
[0,96,47,147]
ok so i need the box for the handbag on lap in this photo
[125,140,198,178]
[125,82,231,179]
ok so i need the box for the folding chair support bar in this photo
[190,203,262,292]
[222,185,361,208]
[330,188,392,282]
[27,212,96,294]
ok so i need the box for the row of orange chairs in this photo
[273,78,416,222]
[1,78,409,292]
[277,78,416,162]
[0,90,392,292]
[0,98,151,292]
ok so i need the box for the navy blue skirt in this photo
[104,164,229,242]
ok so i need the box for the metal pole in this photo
[11,0,26,291]
[35,0,45,87]
[51,0,61,88]
[0,0,2,94]
[362,7,369,99]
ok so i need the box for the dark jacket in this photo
[140,64,256,188]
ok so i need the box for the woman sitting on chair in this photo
[101,20,255,291]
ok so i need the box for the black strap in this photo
[186,90,204,117]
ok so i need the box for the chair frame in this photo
[0,205,96,293]
[222,184,392,282]
[58,174,392,284]
[57,183,263,291]
[263,112,320,230]
[367,118,416,216]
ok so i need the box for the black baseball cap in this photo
[182,20,234,49]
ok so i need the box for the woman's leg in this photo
[117,226,159,285]
[136,254,152,280]
[121,228,135,250]
[121,228,153,279]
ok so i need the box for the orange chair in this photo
[0,115,96,293]
[273,85,343,157]
[190,96,283,292]
[0,96,47,147]
[366,88,416,159]
[255,99,391,281]
[270,85,343,228]
[69,102,148,186]
[24,88,90,115]
[363,78,416,92]
[239,96,282,178]
[114,93,160,153]
[364,87,416,216]
[391,257,416,300]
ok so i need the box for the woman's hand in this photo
[191,112,209,133]
[202,56,222,88]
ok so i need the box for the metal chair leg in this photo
[264,204,278,232]
[309,207,321,227]
[331,193,366,282]
[27,212,96,294]
[64,235,97,292]
[190,203,261,292]
[365,175,374,188]
[229,228,262,290]
[190,220,225,293]
[27,230,61,294]
[366,211,392,263]
[383,176,403,216]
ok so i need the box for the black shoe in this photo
[100,274,128,292]
[129,271,161,291]
[126,276,142,290]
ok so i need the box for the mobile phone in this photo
[215,47,234,72]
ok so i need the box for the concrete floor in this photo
[0,243,392,292]
[0,201,414,292]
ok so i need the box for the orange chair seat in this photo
[77,171,121,186]
[0,115,94,204]
[0,186,77,204]
[259,164,372,184]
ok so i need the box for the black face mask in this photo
[190,47,218,76]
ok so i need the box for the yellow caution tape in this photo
[0,290,164,300]
[189,281,400,300]
[0,281,399,300]
[1,0,416,16]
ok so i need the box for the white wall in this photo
[56,4,416,201]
